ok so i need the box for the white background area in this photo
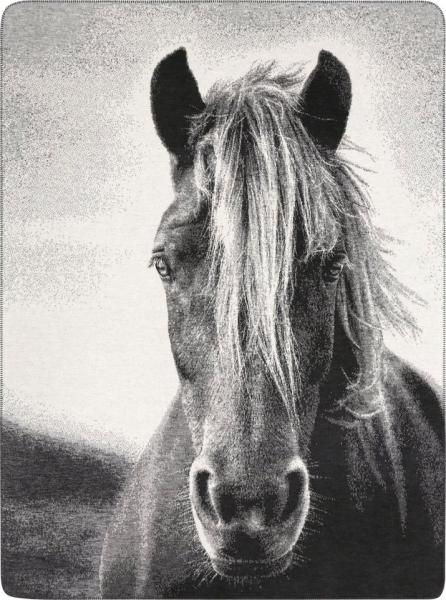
[3,3,443,457]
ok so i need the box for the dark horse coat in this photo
[100,49,444,598]
[101,353,443,598]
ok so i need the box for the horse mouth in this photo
[211,550,293,579]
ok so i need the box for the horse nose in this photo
[190,458,308,536]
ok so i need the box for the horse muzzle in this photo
[189,457,310,579]
[211,550,293,578]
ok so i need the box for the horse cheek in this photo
[165,290,216,451]
[308,321,336,383]
[292,280,336,385]
[308,293,337,383]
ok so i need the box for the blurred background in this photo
[3,3,443,458]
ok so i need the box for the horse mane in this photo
[190,61,417,423]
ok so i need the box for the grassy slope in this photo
[2,421,132,599]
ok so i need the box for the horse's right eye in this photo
[153,257,172,280]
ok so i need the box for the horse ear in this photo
[151,48,205,158]
[299,50,351,152]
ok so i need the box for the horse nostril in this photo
[191,460,309,534]
[215,491,237,525]
[264,492,279,525]
[281,469,306,523]
[193,470,215,522]
[193,471,241,526]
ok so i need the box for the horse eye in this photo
[153,257,171,280]
[323,254,346,283]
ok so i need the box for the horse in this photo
[100,48,444,599]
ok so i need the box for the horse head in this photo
[150,47,353,578]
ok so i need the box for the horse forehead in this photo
[157,168,201,234]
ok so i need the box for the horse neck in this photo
[309,394,407,531]
[312,317,407,527]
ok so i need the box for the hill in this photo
[2,420,132,598]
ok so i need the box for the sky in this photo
[3,2,444,457]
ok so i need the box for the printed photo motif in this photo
[2,3,444,598]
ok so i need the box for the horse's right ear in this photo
[151,48,205,159]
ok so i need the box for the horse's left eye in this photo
[153,257,171,280]
[323,255,346,283]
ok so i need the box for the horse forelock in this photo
[189,62,417,423]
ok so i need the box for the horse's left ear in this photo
[299,50,352,152]
[151,47,205,159]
